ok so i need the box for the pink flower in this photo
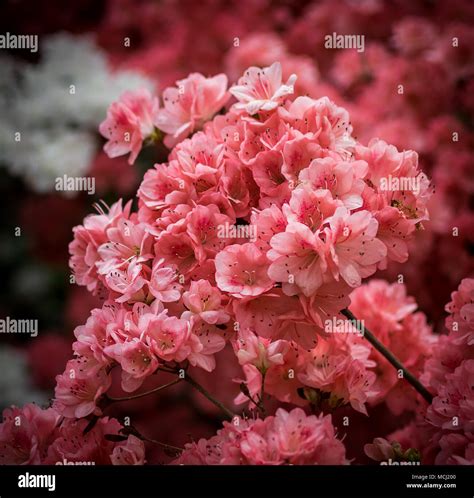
[149,258,182,303]
[97,218,153,275]
[155,231,205,276]
[156,73,229,147]
[186,317,227,372]
[104,339,159,392]
[233,288,320,349]
[268,221,328,297]
[298,157,368,210]
[427,360,474,432]
[144,311,190,363]
[445,278,474,346]
[69,200,131,294]
[233,328,288,372]
[280,96,355,156]
[99,88,160,164]
[283,187,339,232]
[45,415,143,465]
[215,243,274,298]
[350,280,435,413]
[325,207,387,288]
[174,408,347,465]
[105,260,149,303]
[182,279,229,324]
[185,205,232,257]
[230,62,297,115]
[263,408,346,465]
[54,360,111,418]
[110,435,146,465]
[0,404,60,464]
[298,335,376,415]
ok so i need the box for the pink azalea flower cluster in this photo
[0,403,144,465]
[174,408,347,465]
[62,61,432,425]
[365,278,474,465]
[349,280,436,415]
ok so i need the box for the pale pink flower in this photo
[215,243,274,298]
[138,162,190,211]
[105,260,148,303]
[185,205,232,257]
[233,289,320,349]
[234,363,263,408]
[233,328,288,372]
[149,258,182,303]
[186,317,227,372]
[69,200,131,294]
[45,416,139,465]
[144,311,190,363]
[99,88,160,164]
[268,221,328,297]
[230,62,297,115]
[252,150,290,203]
[298,157,368,210]
[436,433,474,465]
[349,279,417,337]
[182,279,229,324]
[110,435,146,465]
[265,408,347,465]
[325,207,387,288]
[282,187,339,232]
[250,205,287,253]
[364,437,420,463]
[281,135,325,182]
[350,280,436,411]
[299,335,376,415]
[73,301,122,368]
[104,339,159,392]
[156,73,229,147]
[97,218,153,275]
[155,231,205,276]
[280,96,355,156]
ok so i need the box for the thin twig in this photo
[341,308,433,403]
[106,378,182,402]
[184,373,235,419]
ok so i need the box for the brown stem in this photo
[184,373,235,419]
[341,308,433,404]
[125,424,183,454]
[106,378,182,402]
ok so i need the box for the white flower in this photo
[0,346,47,411]
[0,33,153,193]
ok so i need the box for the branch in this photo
[341,308,433,404]
[106,378,182,402]
[184,373,235,419]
